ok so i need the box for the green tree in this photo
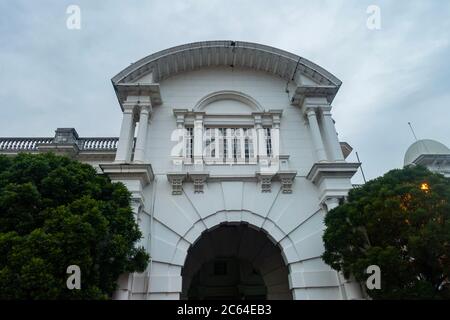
[323,166,450,299]
[0,153,149,299]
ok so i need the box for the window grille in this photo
[184,127,193,159]
[203,127,260,164]
[183,126,273,164]
[265,128,273,157]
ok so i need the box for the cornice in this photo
[113,83,162,111]
[291,85,340,106]
[306,162,360,185]
[100,163,154,185]
[111,41,342,88]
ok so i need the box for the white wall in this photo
[143,67,316,175]
[124,67,352,300]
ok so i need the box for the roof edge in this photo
[111,40,342,87]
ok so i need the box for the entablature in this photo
[172,108,283,127]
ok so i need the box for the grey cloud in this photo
[0,0,449,183]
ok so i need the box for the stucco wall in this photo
[129,67,349,300]
[142,67,319,175]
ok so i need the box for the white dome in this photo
[404,139,450,166]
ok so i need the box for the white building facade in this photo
[0,41,364,300]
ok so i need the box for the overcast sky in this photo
[1,0,449,183]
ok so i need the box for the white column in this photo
[321,110,344,161]
[193,114,204,166]
[238,128,246,164]
[115,105,136,163]
[271,119,280,159]
[249,128,258,164]
[226,128,233,164]
[134,105,151,163]
[127,121,137,162]
[258,128,267,158]
[214,129,221,162]
[306,108,327,162]
[172,112,185,169]
[255,116,267,159]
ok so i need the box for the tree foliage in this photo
[323,166,450,299]
[0,153,149,299]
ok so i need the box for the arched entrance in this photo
[181,223,292,300]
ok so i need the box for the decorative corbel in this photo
[166,172,187,195]
[188,172,210,194]
[256,172,274,193]
[277,171,297,194]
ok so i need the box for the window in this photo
[204,127,258,164]
[172,107,281,167]
[265,128,273,158]
[184,127,193,160]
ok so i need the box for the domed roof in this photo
[404,139,450,166]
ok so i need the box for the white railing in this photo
[0,137,121,152]
[79,138,119,150]
[0,138,53,151]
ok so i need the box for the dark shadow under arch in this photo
[181,223,292,300]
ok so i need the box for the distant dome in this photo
[404,139,450,166]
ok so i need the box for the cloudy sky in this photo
[1,0,449,183]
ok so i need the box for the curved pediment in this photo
[112,41,341,87]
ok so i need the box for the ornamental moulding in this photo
[166,170,298,196]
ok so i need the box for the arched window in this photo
[172,91,281,166]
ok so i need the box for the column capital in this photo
[304,107,317,116]
[193,111,205,121]
[322,197,341,212]
[173,109,188,128]
[254,114,263,128]
[319,105,333,115]
[272,113,281,128]
[303,102,331,116]
[267,109,283,125]
[173,108,189,117]
[122,102,137,113]
[138,104,152,114]
[123,94,148,106]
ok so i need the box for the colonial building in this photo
[0,41,364,300]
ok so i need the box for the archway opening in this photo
[181,223,292,300]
